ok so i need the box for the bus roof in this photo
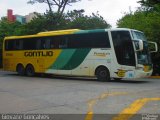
[5,29,80,40]
[4,28,141,40]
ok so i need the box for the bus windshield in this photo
[132,31,151,65]
[132,31,147,41]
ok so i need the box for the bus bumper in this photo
[135,70,153,78]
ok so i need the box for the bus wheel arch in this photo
[25,64,35,77]
[95,66,110,81]
[16,64,25,76]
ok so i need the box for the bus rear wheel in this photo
[96,67,110,81]
[16,64,25,76]
[25,64,35,77]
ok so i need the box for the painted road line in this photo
[85,92,128,120]
[112,98,160,120]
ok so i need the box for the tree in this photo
[117,10,160,41]
[23,11,68,34]
[138,0,160,11]
[117,10,160,60]
[23,10,111,35]
[28,0,81,15]
[0,18,23,49]
[138,0,160,7]
[65,10,111,29]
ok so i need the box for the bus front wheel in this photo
[96,67,110,81]
[16,64,25,76]
[25,64,35,77]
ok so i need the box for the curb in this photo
[149,76,160,79]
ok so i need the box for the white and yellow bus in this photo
[3,28,157,81]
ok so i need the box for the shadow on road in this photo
[4,72,151,84]
[111,79,150,84]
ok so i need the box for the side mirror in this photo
[148,41,158,53]
[133,39,143,51]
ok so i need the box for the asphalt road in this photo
[0,70,160,120]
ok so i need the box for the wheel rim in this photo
[99,70,107,78]
[28,68,33,75]
[17,65,24,75]
[96,67,110,81]
[26,65,34,76]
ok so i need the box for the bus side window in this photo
[68,34,77,48]
[15,40,23,50]
[5,41,9,50]
[45,38,51,49]
[36,39,41,50]
[5,40,15,50]
[41,39,46,49]
[37,38,48,49]
[23,38,37,50]
[50,36,58,49]
[59,36,68,49]
[50,40,55,49]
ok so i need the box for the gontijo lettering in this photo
[24,51,53,57]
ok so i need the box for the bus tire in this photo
[25,64,35,77]
[16,64,25,76]
[96,66,110,81]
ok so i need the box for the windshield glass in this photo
[132,31,147,41]
[132,31,151,65]
[136,41,152,65]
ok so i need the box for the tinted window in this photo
[5,32,110,51]
[68,32,110,48]
[111,31,135,66]
[23,38,38,50]
[5,40,15,50]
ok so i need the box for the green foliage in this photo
[138,0,160,12]
[117,11,160,41]
[117,7,160,59]
[28,0,81,16]
[23,10,111,34]
[0,10,111,48]
[138,0,160,7]
[23,12,69,34]
[0,18,23,48]
[65,10,111,29]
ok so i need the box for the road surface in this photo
[0,70,160,120]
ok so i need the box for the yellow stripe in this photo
[85,92,128,120]
[5,29,80,40]
[149,76,160,79]
[85,112,93,120]
[112,98,160,120]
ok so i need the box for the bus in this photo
[2,28,157,81]
[0,49,2,68]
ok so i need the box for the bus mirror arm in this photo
[148,41,158,53]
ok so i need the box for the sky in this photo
[0,0,140,28]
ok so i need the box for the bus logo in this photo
[24,51,53,57]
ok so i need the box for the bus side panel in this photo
[3,49,62,73]
[46,48,91,76]
[91,49,112,77]
[47,48,112,77]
